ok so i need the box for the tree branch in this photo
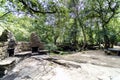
[19,0,57,14]
[0,11,11,19]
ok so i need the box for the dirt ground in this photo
[52,50,120,68]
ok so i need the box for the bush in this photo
[45,43,58,51]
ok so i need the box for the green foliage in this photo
[0,0,120,50]
[44,43,58,51]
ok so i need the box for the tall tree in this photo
[86,0,120,48]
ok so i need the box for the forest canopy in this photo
[0,0,120,51]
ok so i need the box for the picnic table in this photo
[108,48,120,56]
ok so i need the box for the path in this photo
[53,50,120,68]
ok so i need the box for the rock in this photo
[32,56,81,68]
[1,56,120,80]
[21,42,31,51]
[14,42,34,53]
[0,67,5,78]
[0,57,21,79]
[30,32,44,53]
[39,42,44,50]
[0,57,21,69]
[7,39,17,56]
[15,42,30,53]
[112,76,120,80]
[0,29,9,42]
[7,31,16,41]
[52,59,81,68]
[30,32,41,48]
[14,51,31,57]
[0,47,8,60]
[0,57,16,76]
[15,42,31,53]
[0,57,15,66]
[0,30,16,58]
[7,39,17,49]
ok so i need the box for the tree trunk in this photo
[102,26,110,49]
[78,18,87,50]
[82,28,87,50]
[96,22,101,49]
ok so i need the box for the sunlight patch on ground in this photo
[52,67,72,80]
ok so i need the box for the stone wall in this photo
[14,42,44,52]
[15,42,31,53]
[0,41,45,59]
[0,42,31,59]
[0,42,8,60]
